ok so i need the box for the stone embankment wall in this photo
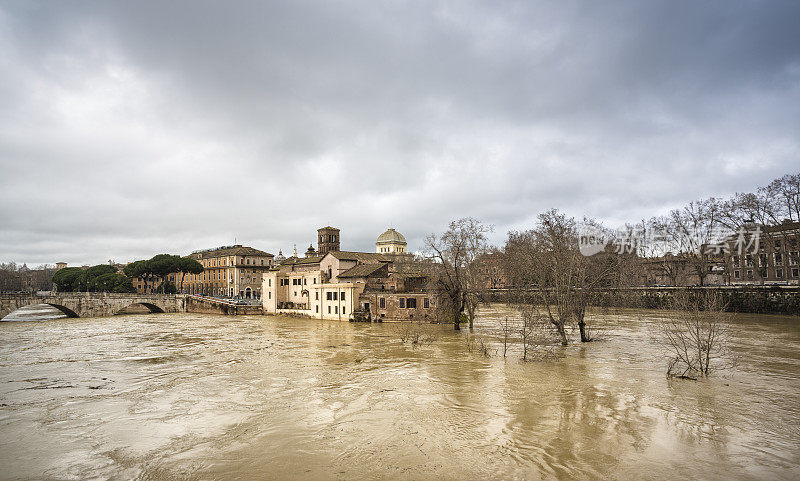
[185,296,263,315]
[489,286,800,316]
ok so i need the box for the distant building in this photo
[317,226,340,256]
[475,251,507,289]
[376,228,407,254]
[180,245,274,298]
[724,221,799,285]
[56,262,67,270]
[263,226,436,321]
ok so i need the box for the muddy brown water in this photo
[0,305,798,480]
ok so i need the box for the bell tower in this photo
[317,226,340,255]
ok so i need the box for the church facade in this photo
[262,226,437,321]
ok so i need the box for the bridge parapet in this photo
[0,293,186,319]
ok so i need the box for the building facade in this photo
[317,226,340,256]
[180,245,274,298]
[263,226,437,321]
[725,221,800,285]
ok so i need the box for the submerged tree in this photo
[661,290,730,379]
[424,218,491,330]
[504,210,620,345]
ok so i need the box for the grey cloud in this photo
[0,0,798,264]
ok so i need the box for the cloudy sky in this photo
[1,1,798,266]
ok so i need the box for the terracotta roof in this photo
[326,251,394,263]
[279,255,325,267]
[190,245,273,259]
[337,263,388,279]
[391,261,427,277]
[318,226,340,231]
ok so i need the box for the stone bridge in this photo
[0,293,186,319]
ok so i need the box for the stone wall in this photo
[488,287,800,316]
[184,296,263,315]
[0,293,185,319]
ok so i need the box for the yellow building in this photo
[181,245,274,298]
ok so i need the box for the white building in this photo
[376,228,407,254]
[263,226,413,321]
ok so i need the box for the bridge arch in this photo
[0,303,79,321]
[115,302,166,315]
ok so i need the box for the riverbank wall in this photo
[185,296,263,315]
[488,286,800,316]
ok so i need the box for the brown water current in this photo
[0,305,798,480]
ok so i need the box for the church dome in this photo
[377,228,406,244]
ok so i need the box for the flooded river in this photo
[1,305,798,480]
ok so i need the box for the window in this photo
[776,240,782,249]
[399,298,406,308]
[407,298,417,309]
[732,256,740,268]
[333,292,338,301]
[775,253,783,266]
[747,270,754,279]
[315,292,319,300]
[776,269,784,278]
[268,279,272,287]
[304,279,307,285]
[294,291,297,296]
[424,298,430,308]
[790,252,798,265]
[342,307,346,314]
[268,292,271,299]
[792,268,799,278]
[327,292,332,300]
[335,306,338,314]
[760,253,768,266]
[379,298,385,308]
[734,270,740,279]
[328,306,331,314]
[313,277,317,284]
[340,292,345,301]
[746,255,753,267]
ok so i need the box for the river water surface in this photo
[0,305,798,480]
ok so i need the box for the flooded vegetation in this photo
[1,305,798,480]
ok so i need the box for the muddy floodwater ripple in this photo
[0,305,798,480]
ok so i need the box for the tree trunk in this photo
[576,305,591,343]
[578,320,589,342]
[552,320,568,346]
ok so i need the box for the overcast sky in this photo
[1,1,798,266]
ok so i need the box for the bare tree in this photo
[424,218,491,330]
[661,290,730,379]
[504,210,618,344]
[498,316,513,357]
[648,198,726,286]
